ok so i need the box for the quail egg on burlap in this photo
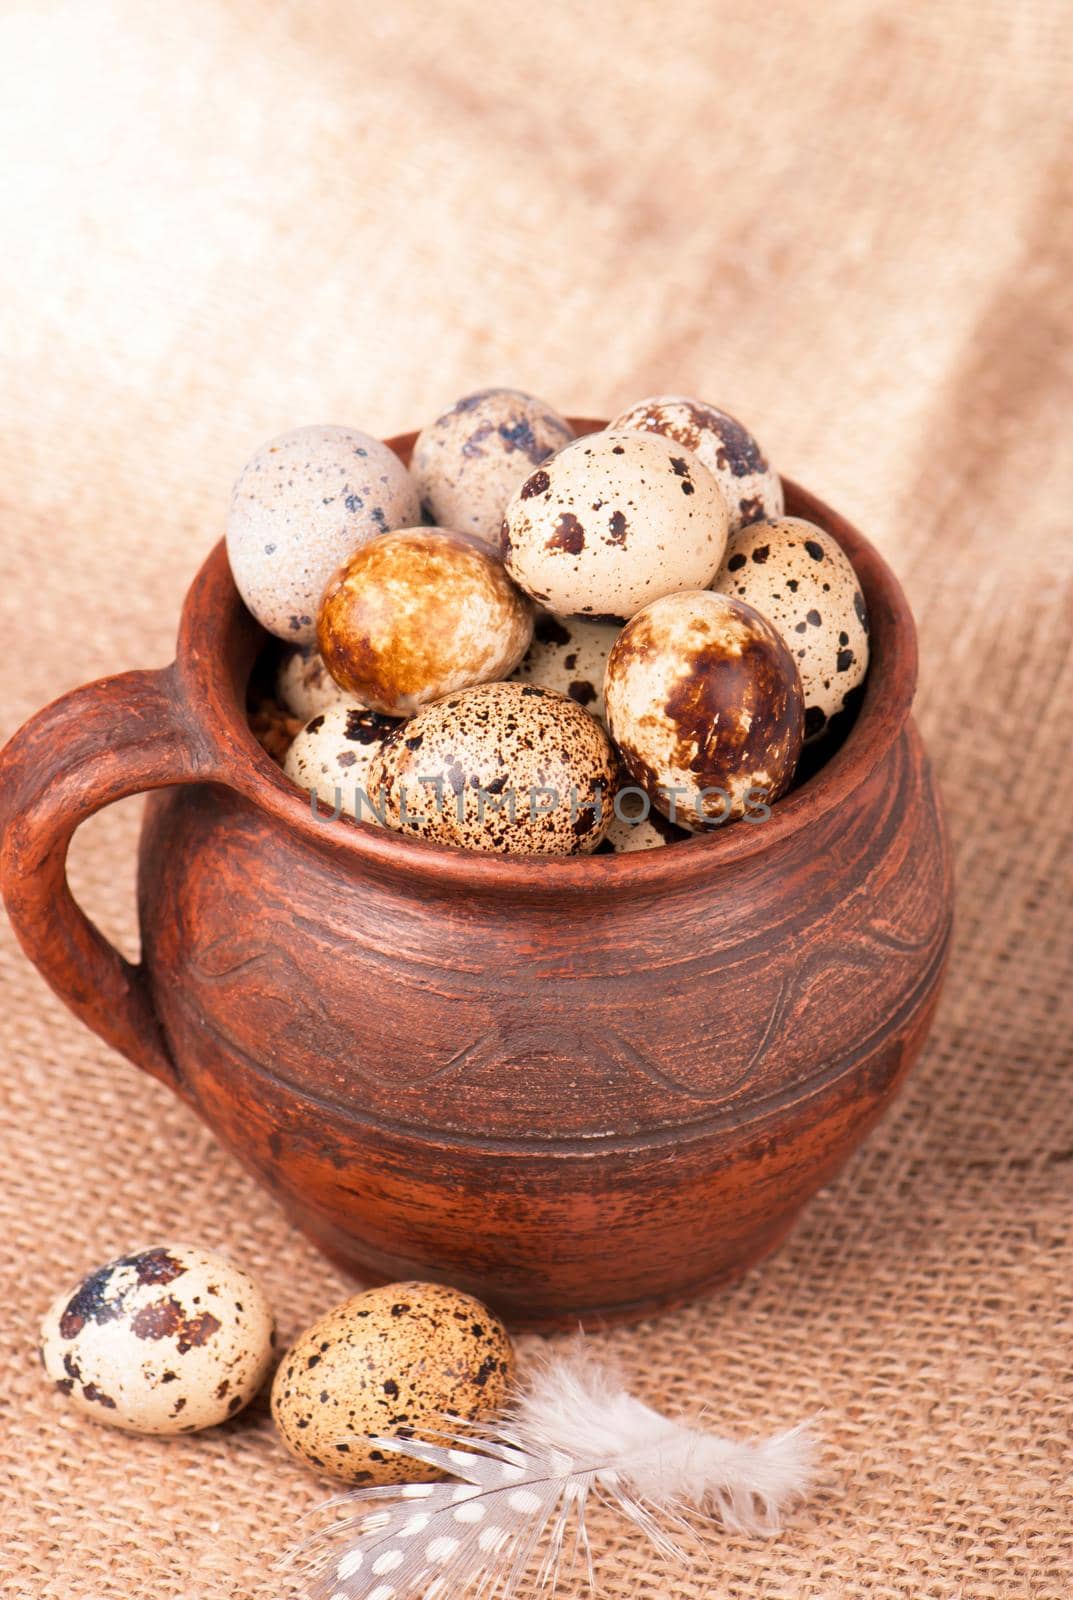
[502,429,728,619]
[610,395,783,531]
[275,643,354,719]
[39,1244,274,1434]
[713,516,870,743]
[284,704,402,820]
[413,388,575,546]
[510,611,622,721]
[368,681,616,854]
[604,589,804,830]
[318,527,533,717]
[226,425,420,642]
[271,1281,515,1485]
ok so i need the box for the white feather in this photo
[287,1345,815,1599]
[517,1350,813,1534]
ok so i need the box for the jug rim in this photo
[177,421,917,894]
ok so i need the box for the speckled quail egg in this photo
[270,1281,515,1485]
[713,516,870,743]
[275,643,355,719]
[226,425,420,642]
[283,703,403,820]
[501,429,729,619]
[610,395,783,530]
[318,528,533,717]
[510,611,622,720]
[413,388,575,546]
[39,1243,274,1434]
[594,786,691,853]
[604,589,804,830]
[368,681,617,854]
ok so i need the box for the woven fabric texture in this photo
[1,2,1071,1595]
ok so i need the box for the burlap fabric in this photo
[2,2,1071,1594]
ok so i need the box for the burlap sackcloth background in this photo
[1,2,1071,1595]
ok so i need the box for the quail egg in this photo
[318,527,533,717]
[595,786,691,852]
[510,611,622,720]
[226,425,420,642]
[275,643,354,719]
[713,516,870,742]
[368,681,617,854]
[604,589,804,830]
[39,1243,275,1434]
[502,429,728,619]
[610,395,782,530]
[413,388,575,546]
[284,703,403,820]
[270,1281,515,1485]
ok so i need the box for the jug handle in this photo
[0,665,207,1091]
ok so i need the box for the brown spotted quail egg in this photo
[226,425,420,642]
[368,681,617,854]
[510,611,622,720]
[413,388,575,546]
[604,589,804,830]
[283,704,403,820]
[610,395,783,530]
[318,528,533,717]
[38,1244,274,1434]
[502,429,729,619]
[270,1281,515,1485]
[713,516,870,743]
[276,643,354,719]
[595,786,690,853]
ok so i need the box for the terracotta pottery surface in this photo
[0,422,953,1325]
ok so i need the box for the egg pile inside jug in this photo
[234,388,870,856]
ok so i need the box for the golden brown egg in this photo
[317,528,533,717]
[270,1281,515,1485]
[604,589,804,830]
